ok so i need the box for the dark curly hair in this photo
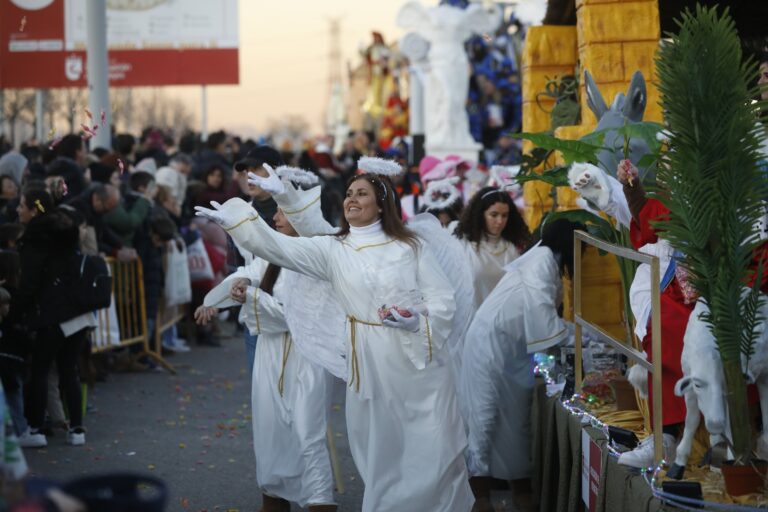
[454,186,530,250]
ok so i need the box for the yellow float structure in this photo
[521,0,662,340]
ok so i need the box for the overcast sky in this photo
[165,0,404,138]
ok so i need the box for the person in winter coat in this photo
[16,185,87,447]
[0,251,35,444]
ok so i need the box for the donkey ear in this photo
[674,376,692,397]
[623,71,647,122]
[584,70,607,120]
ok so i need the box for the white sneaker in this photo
[617,434,677,468]
[67,428,86,446]
[18,428,47,448]
[162,338,190,353]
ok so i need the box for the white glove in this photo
[568,162,610,209]
[194,198,256,229]
[382,308,420,333]
[247,163,285,195]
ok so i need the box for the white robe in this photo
[241,272,335,507]
[461,245,569,480]
[203,259,335,507]
[217,197,473,512]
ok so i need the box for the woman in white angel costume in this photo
[195,167,344,512]
[453,186,531,308]
[460,219,580,511]
[195,158,473,512]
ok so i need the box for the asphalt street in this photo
[23,326,520,511]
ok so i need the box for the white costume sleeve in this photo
[273,185,336,237]
[218,199,333,283]
[408,214,475,370]
[403,244,456,368]
[202,258,268,308]
[242,286,288,336]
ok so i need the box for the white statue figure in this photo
[397,1,501,157]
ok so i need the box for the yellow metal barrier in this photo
[573,230,663,464]
[92,257,175,374]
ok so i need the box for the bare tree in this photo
[3,89,35,147]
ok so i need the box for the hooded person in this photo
[0,152,28,190]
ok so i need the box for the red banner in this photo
[0,0,239,88]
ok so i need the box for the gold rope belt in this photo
[277,333,292,397]
[347,316,383,393]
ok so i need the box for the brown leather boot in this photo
[469,476,494,512]
[259,494,290,512]
[308,505,338,512]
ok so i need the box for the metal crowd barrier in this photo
[92,257,176,375]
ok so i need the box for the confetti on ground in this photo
[180,498,189,509]
[126,451,136,456]
[179,443,186,449]
[19,16,26,32]
[148,464,156,471]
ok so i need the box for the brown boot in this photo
[308,505,337,512]
[469,476,494,512]
[259,494,290,512]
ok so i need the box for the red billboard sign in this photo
[0,0,239,88]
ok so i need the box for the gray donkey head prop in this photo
[585,69,652,178]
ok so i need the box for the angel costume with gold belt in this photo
[274,184,475,421]
[200,194,473,512]
[201,220,345,507]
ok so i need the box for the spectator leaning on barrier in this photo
[102,171,154,249]
[64,183,136,261]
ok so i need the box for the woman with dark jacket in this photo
[16,185,87,447]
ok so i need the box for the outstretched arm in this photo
[248,164,336,237]
[195,198,332,282]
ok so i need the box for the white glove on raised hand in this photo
[382,308,421,333]
[248,163,285,195]
[568,162,610,209]
[194,197,256,229]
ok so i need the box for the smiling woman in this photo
[195,164,473,512]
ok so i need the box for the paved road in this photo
[23,328,520,511]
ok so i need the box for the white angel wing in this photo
[281,270,348,381]
[408,213,475,372]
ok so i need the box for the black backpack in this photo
[37,252,112,327]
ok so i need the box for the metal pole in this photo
[201,85,208,142]
[650,257,663,465]
[86,0,111,150]
[574,235,583,394]
[35,90,45,143]
[0,89,5,140]
[125,88,133,135]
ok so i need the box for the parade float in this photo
[518,0,768,509]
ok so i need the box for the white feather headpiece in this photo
[276,166,319,186]
[490,165,522,198]
[423,176,461,210]
[357,156,402,176]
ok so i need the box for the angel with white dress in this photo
[196,158,473,512]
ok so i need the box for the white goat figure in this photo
[668,297,768,479]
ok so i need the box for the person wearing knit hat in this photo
[0,152,28,190]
